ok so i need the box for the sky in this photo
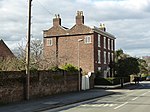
[0,0,150,57]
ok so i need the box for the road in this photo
[42,81,150,112]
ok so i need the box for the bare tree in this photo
[0,57,25,71]
[0,39,74,71]
[30,39,43,70]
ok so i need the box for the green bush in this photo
[61,64,78,72]
[95,70,103,77]
[141,74,149,77]
[94,77,129,85]
[95,77,113,85]
[49,66,62,72]
[30,67,38,71]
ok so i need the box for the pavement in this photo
[0,88,115,112]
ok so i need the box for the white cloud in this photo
[123,0,150,11]
[0,0,150,56]
[0,0,27,42]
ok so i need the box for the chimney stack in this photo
[53,14,61,26]
[76,11,84,25]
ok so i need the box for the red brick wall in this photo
[0,71,79,103]
[93,32,115,77]
[44,34,95,73]
[0,71,95,103]
[0,40,15,58]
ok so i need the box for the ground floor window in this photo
[98,67,101,71]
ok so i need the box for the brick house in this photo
[43,11,116,77]
[0,39,15,58]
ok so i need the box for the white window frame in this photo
[84,36,92,44]
[104,51,107,64]
[98,50,101,64]
[108,52,110,63]
[111,40,114,50]
[47,38,53,46]
[98,34,101,47]
[104,37,106,49]
[108,39,110,50]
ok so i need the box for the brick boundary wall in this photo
[0,70,95,104]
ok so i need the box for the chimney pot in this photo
[76,11,84,25]
[53,14,61,26]
[99,23,106,31]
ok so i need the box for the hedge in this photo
[94,77,130,85]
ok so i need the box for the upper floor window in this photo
[98,50,101,64]
[98,34,101,47]
[111,40,114,50]
[47,38,53,46]
[108,39,110,50]
[85,36,92,44]
[104,37,106,49]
